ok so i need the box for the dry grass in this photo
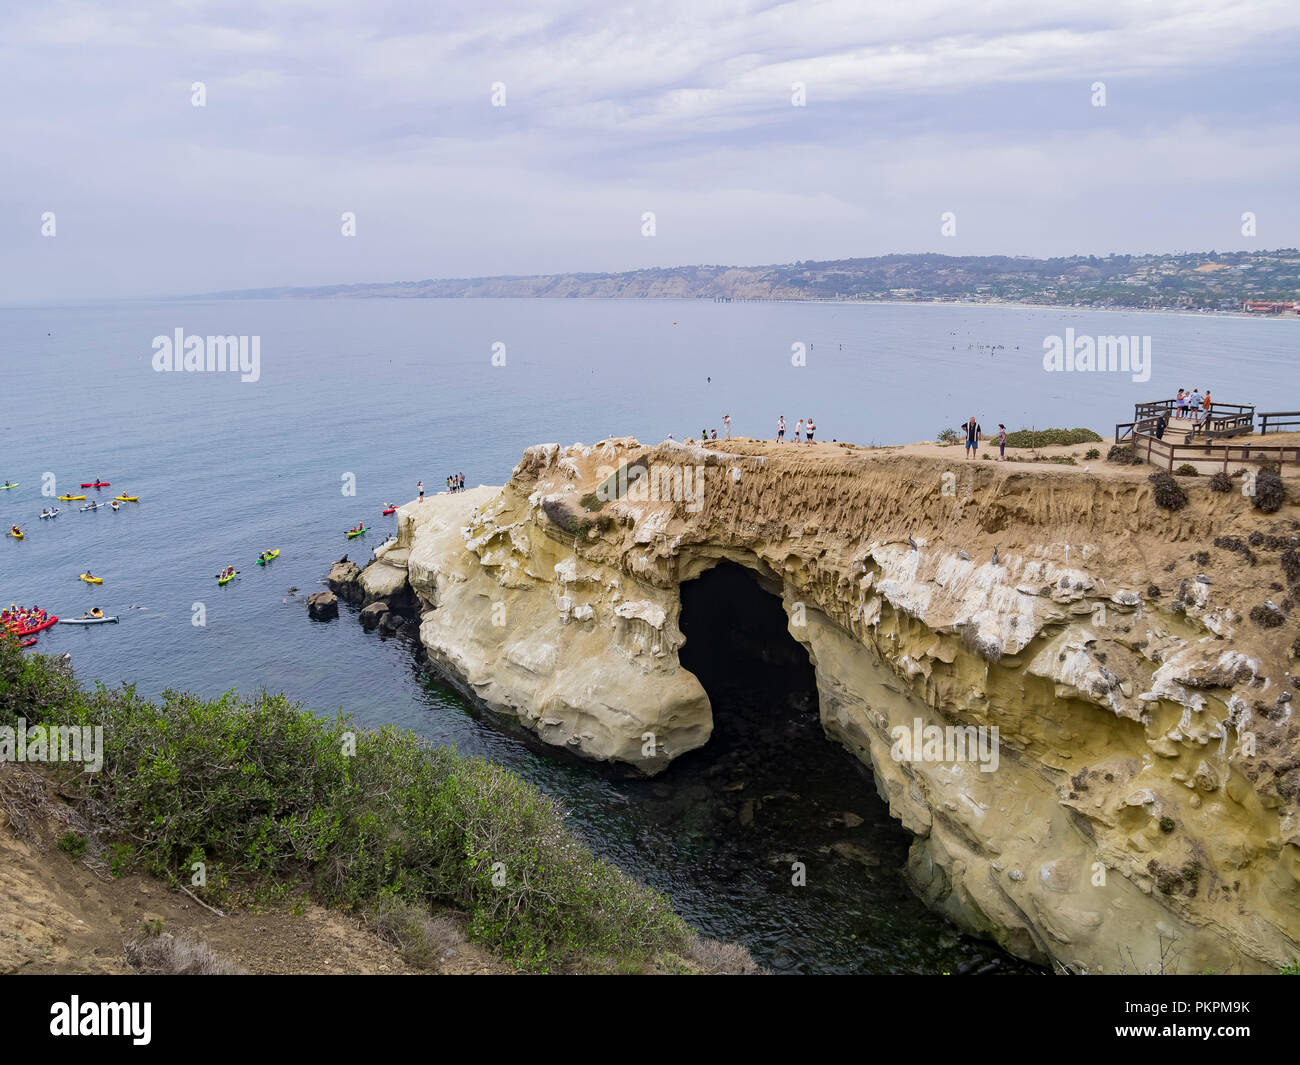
[124,931,245,975]
[685,936,763,974]
[365,896,469,972]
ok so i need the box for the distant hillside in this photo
[190,249,1300,312]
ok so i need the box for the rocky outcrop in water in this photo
[307,591,338,621]
[342,437,1300,974]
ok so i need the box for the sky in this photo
[1,0,1298,302]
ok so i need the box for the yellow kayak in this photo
[9,529,24,540]
[114,495,139,502]
[255,550,280,565]
[79,574,102,584]
[58,494,86,501]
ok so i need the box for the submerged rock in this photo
[359,601,389,631]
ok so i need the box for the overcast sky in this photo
[2,0,1298,303]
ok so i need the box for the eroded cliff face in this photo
[361,437,1300,974]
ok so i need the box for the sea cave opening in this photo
[658,558,1034,973]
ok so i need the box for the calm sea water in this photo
[2,298,1295,972]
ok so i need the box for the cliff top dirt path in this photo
[699,432,1300,478]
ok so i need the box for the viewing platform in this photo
[1115,398,1300,473]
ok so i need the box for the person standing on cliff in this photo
[417,480,424,502]
[997,424,1007,459]
[806,417,815,443]
[723,414,731,440]
[964,416,981,459]
[777,415,785,442]
[794,418,804,444]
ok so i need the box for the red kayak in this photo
[10,615,58,637]
[80,481,111,488]
[20,637,37,648]
[382,506,396,515]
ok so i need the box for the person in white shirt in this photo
[777,415,785,442]
[794,419,804,444]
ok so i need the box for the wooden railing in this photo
[1259,411,1300,434]
[1186,413,1256,441]
[1134,398,1254,420]
[1119,428,1300,471]
[1116,398,1298,469]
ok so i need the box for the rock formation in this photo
[306,591,338,621]
[338,436,1300,974]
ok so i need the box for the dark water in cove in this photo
[2,298,1295,972]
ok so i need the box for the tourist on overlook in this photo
[723,414,731,440]
[963,416,982,459]
[777,415,785,442]
[806,417,815,443]
[997,424,1007,459]
[794,418,804,444]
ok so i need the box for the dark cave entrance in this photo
[677,560,819,724]
[661,559,1038,972]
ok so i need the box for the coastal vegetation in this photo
[0,637,697,972]
[1148,471,1189,511]
[936,427,1102,449]
[1003,428,1102,448]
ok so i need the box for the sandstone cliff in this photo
[349,437,1300,974]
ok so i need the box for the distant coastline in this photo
[179,248,1300,317]
[173,291,1300,325]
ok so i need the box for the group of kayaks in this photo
[2,606,58,646]
[5,478,139,542]
[3,604,117,646]
[7,482,405,651]
[2,478,135,647]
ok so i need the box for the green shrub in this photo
[1175,464,1199,477]
[0,637,690,972]
[1149,472,1188,511]
[1282,548,1300,586]
[1107,444,1144,466]
[1209,472,1233,493]
[1251,471,1286,514]
[57,831,88,858]
[1003,428,1102,448]
[1085,448,1101,460]
[1249,603,1286,628]
[937,428,961,445]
